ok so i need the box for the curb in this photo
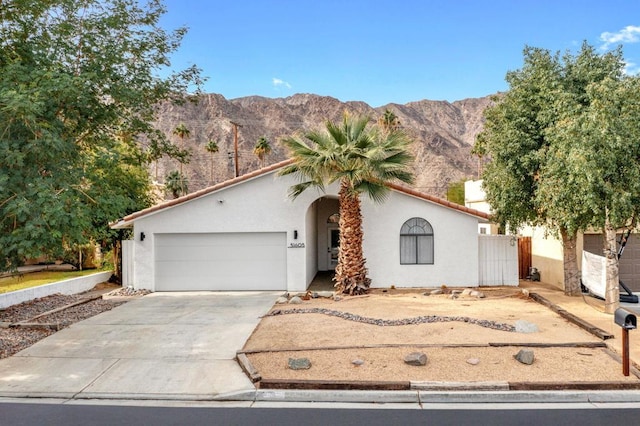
[4,389,640,405]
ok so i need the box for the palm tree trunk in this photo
[334,180,371,295]
[210,152,214,185]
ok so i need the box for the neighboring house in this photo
[464,180,498,235]
[465,179,640,292]
[112,160,491,292]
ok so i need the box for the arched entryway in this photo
[305,196,339,290]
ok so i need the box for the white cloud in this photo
[272,78,292,89]
[600,25,640,50]
[624,60,640,75]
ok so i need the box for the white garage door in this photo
[154,232,287,291]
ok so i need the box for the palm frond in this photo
[288,180,325,199]
[280,112,414,202]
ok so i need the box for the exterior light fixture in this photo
[140,232,146,241]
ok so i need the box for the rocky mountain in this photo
[152,93,494,198]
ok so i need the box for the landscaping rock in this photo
[430,289,443,295]
[404,352,427,366]
[461,289,473,296]
[288,357,311,370]
[266,307,517,332]
[451,290,462,295]
[289,296,303,304]
[275,297,288,304]
[351,359,365,366]
[315,291,334,299]
[333,295,342,302]
[470,290,485,298]
[449,294,459,300]
[514,349,535,365]
[466,358,480,366]
[515,320,539,333]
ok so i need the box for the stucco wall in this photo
[305,200,318,285]
[0,271,112,309]
[129,170,483,291]
[520,225,567,290]
[133,171,311,291]
[315,197,339,271]
[362,191,480,287]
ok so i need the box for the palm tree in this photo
[173,123,190,145]
[205,139,219,184]
[253,136,272,168]
[147,142,163,182]
[165,170,188,199]
[172,123,190,174]
[279,112,414,295]
[378,109,401,133]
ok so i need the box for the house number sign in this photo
[288,242,305,248]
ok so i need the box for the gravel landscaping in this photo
[0,292,126,359]
[244,287,640,385]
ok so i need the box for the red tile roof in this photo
[111,159,491,228]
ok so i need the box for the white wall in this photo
[315,197,339,271]
[362,191,480,288]
[133,171,313,292]
[305,200,318,285]
[121,240,134,287]
[0,271,113,309]
[464,180,492,214]
[130,170,483,291]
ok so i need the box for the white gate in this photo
[478,235,519,286]
[122,240,134,288]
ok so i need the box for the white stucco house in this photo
[111,160,491,292]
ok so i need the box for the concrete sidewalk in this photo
[0,291,279,400]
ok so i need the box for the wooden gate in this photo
[518,236,532,279]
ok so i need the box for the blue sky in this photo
[160,0,640,107]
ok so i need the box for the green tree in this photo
[538,76,640,311]
[279,112,414,295]
[165,170,189,199]
[446,179,466,205]
[205,139,219,184]
[474,42,631,304]
[253,136,272,168]
[0,0,202,271]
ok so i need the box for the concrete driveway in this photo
[0,291,279,400]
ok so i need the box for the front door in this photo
[327,226,340,270]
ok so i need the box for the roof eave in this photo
[110,159,295,228]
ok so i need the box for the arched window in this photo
[400,217,434,264]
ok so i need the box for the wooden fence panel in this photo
[518,236,532,279]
